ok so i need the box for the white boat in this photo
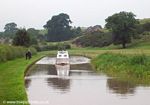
[56,50,70,65]
[55,50,70,76]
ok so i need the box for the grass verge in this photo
[92,53,150,79]
[0,51,55,105]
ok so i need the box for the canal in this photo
[25,56,150,105]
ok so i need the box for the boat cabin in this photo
[57,51,69,59]
[56,51,69,65]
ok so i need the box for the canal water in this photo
[25,56,150,105]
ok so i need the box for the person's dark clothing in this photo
[26,51,32,60]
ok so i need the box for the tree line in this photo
[0,11,150,48]
[74,12,150,48]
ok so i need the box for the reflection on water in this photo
[55,65,70,76]
[107,78,136,95]
[25,56,150,105]
[25,79,31,89]
[47,78,70,92]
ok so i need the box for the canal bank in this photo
[91,53,150,81]
[1,50,150,105]
[0,51,54,105]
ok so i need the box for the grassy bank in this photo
[1,48,150,105]
[0,44,37,62]
[69,48,150,58]
[0,51,55,105]
[92,53,150,79]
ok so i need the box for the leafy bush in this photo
[73,32,112,47]
[0,44,37,62]
[13,29,31,47]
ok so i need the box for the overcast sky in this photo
[0,0,150,31]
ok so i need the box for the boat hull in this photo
[56,58,70,65]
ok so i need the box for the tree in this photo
[105,11,139,48]
[27,28,39,37]
[72,27,82,37]
[4,22,18,38]
[44,13,72,42]
[13,29,31,47]
[4,22,17,32]
[85,25,102,35]
[142,22,150,31]
[27,28,39,44]
[0,32,3,38]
